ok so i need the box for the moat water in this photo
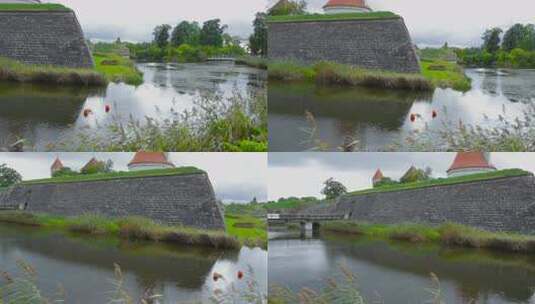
[0,224,267,304]
[0,62,266,151]
[268,69,535,151]
[269,230,535,304]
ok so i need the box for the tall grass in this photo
[420,60,472,91]
[0,57,106,86]
[321,221,535,254]
[0,211,240,250]
[402,103,535,152]
[93,53,143,86]
[236,56,268,70]
[50,88,267,152]
[269,60,433,91]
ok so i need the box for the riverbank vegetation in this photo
[51,88,267,152]
[127,19,246,63]
[269,60,434,91]
[224,197,322,217]
[0,57,106,86]
[457,23,535,68]
[225,213,267,248]
[321,221,535,255]
[420,60,471,91]
[349,169,530,196]
[0,212,240,249]
[93,52,143,86]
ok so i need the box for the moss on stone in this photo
[267,11,400,23]
[22,167,206,185]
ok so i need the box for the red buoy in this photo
[105,105,111,113]
[237,271,244,280]
[410,114,416,122]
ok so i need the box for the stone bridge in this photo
[268,213,346,234]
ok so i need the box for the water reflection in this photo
[0,225,267,304]
[0,62,266,150]
[269,232,535,304]
[268,69,535,151]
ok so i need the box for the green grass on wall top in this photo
[0,3,71,11]
[267,11,400,23]
[22,167,205,185]
[349,169,532,196]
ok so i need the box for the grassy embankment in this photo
[0,212,240,249]
[0,3,70,10]
[235,56,268,69]
[93,53,144,86]
[0,53,142,87]
[321,221,535,254]
[225,213,267,248]
[348,168,530,196]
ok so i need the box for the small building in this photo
[50,157,64,176]
[323,0,372,14]
[128,152,175,171]
[372,169,384,186]
[447,152,497,177]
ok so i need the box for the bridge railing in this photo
[272,214,345,221]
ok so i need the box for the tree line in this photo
[457,23,535,68]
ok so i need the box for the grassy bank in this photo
[0,57,106,86]
[0,212,240,249]
[321,221,535,254]
[421,59,472,91]
[269,60,433,91]
[348,169,530,196]
[225,213,267,248]
[236,56,268,69]
[93,53,143,86]
[22,167,204,185]
[267,11,400,23]
[0,3,70,11]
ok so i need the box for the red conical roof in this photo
[447,152,495,172]
[51,157,63,170]
[128,152,174,167]
[373,169,384,181]
[324,0,368,8]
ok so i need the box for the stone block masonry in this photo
[1,172,226,230]
[0,11,94,68]
[334,175,535,234]
[268,17,421,73]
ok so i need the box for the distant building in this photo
[447,152,497,177]
[323,0,372,14]
[372,169,384,186]
[128,152,175,171]
[50,157,64,176]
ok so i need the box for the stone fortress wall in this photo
[267,17,421,73]
[329,175,535,234]
[0,10,94,68]
[0,172,226,230]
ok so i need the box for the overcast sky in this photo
[268,153,535,200]
[0,153,267,204]
[45,0,268,41]
[273,0,535,47]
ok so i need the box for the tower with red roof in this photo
[372,169,384,186]
[323,0,372,14]
[128,152,175,171]
[447,152,497,177]
[50,157,64,176]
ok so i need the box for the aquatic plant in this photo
[49,88,267,152]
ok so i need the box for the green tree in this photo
[482,27,503,54]
[268,0,307,16]
[171,21,201,47]
[249,12,267,56]
[0,164,22,188]
[400,166,432,184]
[502,24,526,52]
[153,24,172,48]
[200,19,227,47]
[321,178,347,200]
